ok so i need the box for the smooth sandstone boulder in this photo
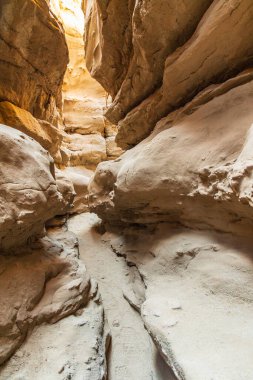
[0,0,68,123]
[89,79,253,236]
[0,124,74,252]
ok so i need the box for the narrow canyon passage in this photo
[1,0,253,379]
[68,213,175,380]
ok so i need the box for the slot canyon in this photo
[0,0,253,379]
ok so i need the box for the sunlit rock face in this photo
[0,0,68,124]
[0,102,63,163]
[0,0,73,252]
[50,0,123,213]
[0,0,70,167]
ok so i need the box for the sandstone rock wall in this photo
[0,2,110,376]
[84,0,135,98]
[89,77,253,236]
[87,3,253,377]
[0,0,68,124]
[2,0,253,378]
[88,0,253,237]
[86,0,253,148]
[0,0,73,251]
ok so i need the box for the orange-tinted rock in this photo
[0,0,68,124]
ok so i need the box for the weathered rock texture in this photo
[0,225,110,379]
[0,0,68,124]
[68,212,175,380]
[62,166,94,213]
[87,1,253,378]
[0,102,63,163]
[0,296,110,380]
[106,223,253,380]
[0,227,89,364]
[85,0,135,98]
[86,0,253,148]
[89,78,253,236]
[2,0,253,378]
[0,2,110,376]
[0,125,74,252]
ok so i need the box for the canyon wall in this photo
[0,0,71,250]
[88,0,253,236]
[87,1,253,379]
[0,0,68,124]
[1,0,253,378]
[0,1,109,377]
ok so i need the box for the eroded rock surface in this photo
[0,102,63,163]
[0,226,110,379]
[62,166,94,214]
[87,2,253,377]
[85,0,134,98]
[0,298,109,380]
[0,125,74,252]
[0,1,111,378]
[106,224,253,380]
[86,0,253,148]
[0,226,90,364]
[2,0,253,378]
[0,0,68,123]
[89,79,253,236]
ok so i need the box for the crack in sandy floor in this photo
[68,212,176,380]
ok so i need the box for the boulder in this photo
[62,167,94,214]
[89,79,253,236]
[0,226,91,366]
[0,124,74,252]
